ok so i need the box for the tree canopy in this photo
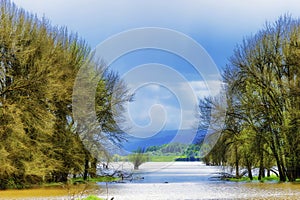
[201,15,300,182]
[0,0,131,189]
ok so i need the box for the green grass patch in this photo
[71,176,120,184]
[149,155,179,162]
[228,175,280,182]
[228,177,251,182]
[88,176,120,182]
[261,175,280,182]
[80,195,104,200]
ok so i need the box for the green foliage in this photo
[124,143,201,162]
[0,0,79,187]
[114,143,201,162]
[0,0,130,189]
[203,15,300,182]
[145,143,199,157]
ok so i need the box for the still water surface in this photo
[100,162,300,200]
[1,162,300,199]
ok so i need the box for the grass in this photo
[149,155,179,162]
[228,177,251,182]
[260,175,280,182]
[72,176,120,184]
[80,195,104,200]
[228,175,280,182]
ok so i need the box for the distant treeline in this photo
[175,157,200,162]
[145,143,201,160]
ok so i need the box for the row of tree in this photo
[200,15,299,182]
[0,1,131,189]
[147,143,200,158]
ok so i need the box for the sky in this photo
[12,0,300,139]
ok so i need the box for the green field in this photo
[149,155,180,162]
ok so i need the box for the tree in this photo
[202,15,300,182]
[0,0,132,188]
[128,148,148,170]
[0,1,72,187]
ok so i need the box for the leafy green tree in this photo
[202,15,300,182]
[0,0,131,188]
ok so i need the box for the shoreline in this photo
[1,162,300,200]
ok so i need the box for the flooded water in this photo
[0,184,100,200]
[1,162,300,199]
[99,162,300,200]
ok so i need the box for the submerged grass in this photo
[72,176,120,183]
[228,175,280,182]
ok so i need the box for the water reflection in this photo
[102,162,300,200]
[1,162,299,199]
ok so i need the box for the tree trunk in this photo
[83,158,89,181]
[296,165,300,179]
[258,151,264,180]
[89,158,97,178]
[274,150,286,182]
[247,165,253,180]
[270,133,287,182]
[245,157,253,180]
[235,145,239,178]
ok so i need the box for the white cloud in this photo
[121,78,221,134]
[11,0,300,134]
[189,80,223,98]
[121,78,226,134]
[12,0,300,48]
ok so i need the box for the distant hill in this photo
[122,129,207,152]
